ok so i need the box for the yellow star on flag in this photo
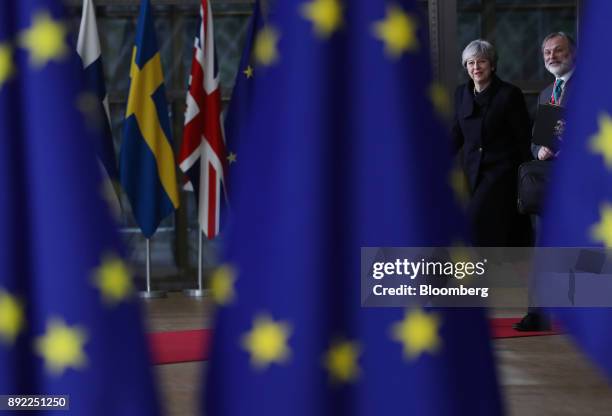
[429,82,451,119]
[0,289,25,345]
[589,112,612,170]
[300,0,343,38]
[0,43,15,89]
[227,152,238,165]
[372,5,419,58]
[391,308,441,360]
[18,11,69,68]
[243,65,254,79]
[92,254,134,306]
[210,264,237,305]
[254,26,280,67]
[242,314,291,369]
[36,318,88,376]
[449,243,480,285]
[323,339,361,383]
[449,241,474,263]
[449,166,469,206]
[590,203,612,247]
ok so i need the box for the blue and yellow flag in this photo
[541,3,612,378]
[223,0,263,178]
[0,1,159,414]
[120,0,179,238]
[206,1,502,414]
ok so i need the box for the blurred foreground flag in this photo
[0,1,159,415]
[540,2,612,378]
[178,0,227,239]
[205,1,502,415]
[120,0,179,238]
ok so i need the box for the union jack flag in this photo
[179,0,227,239]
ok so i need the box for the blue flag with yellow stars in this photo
[0,1,159,414]
[540,2,612,379]
[206,1,502,415]
[223,0,264,177]
[120,0,179,238]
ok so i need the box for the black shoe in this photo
[513,312,551,332]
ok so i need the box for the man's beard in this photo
[546,61,572,77]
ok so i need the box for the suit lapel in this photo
[559,77,572,106]
[539,83,554,105]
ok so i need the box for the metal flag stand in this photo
[184,230,207,297]
[139,238,167,299]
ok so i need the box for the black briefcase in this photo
[517,160,553,215]
[533,104,565,152]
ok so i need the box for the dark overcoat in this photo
[452,75,533,246]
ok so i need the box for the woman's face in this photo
[466,55,493,85]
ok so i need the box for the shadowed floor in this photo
[144,294,612,416]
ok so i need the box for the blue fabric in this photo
[0,1,159,414]
[132,0,160,68]
[223,0,263,188]
[206,1,502,415]
[121,115,175,237]
[541,2,612,380]
[119,0,177,238]
[82,56,118,181]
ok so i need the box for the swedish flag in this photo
[120,0,179,238]
[206,0,502,414]
[0,1,159,414]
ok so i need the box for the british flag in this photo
[179,0,227,239]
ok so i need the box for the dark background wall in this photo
[63,0,579,286]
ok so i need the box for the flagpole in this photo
[184,229,206,297]
[146,238,150,291]
[139,238,166,299]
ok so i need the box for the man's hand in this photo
[538,146,556,160]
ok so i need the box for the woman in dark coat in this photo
[452,39,532,246]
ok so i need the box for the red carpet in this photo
[490,317,561,339]
[148,318,561,365]
[149,329,212,365]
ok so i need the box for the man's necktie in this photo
[553,79,564,104]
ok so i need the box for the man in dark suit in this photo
[531,32,576,161]
[515,32,576,332]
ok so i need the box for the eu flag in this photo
[0,1,159,414]
[223,0,263,174]
[206,1,502,415]
[120,0,179,238]
[540,2,612,378]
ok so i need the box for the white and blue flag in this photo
[77,0,119,183]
